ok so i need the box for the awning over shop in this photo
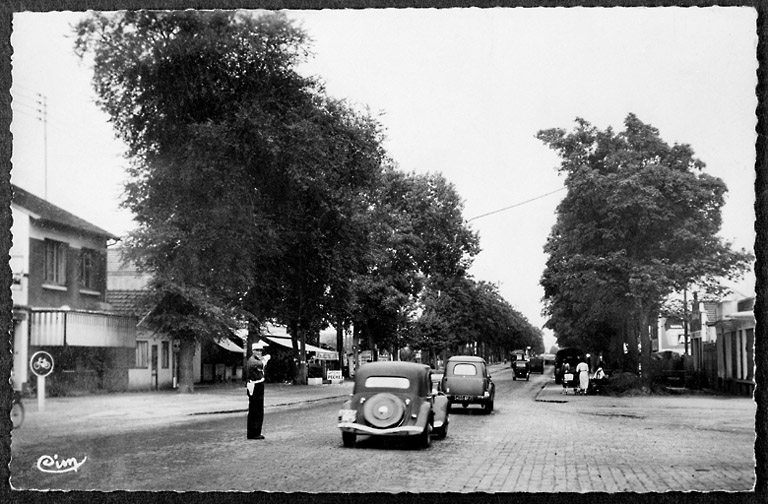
[215,337,245,354]
[262,334,338,361]
[726,311,755,321]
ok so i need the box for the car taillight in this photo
[339,409,357,423]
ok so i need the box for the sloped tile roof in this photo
[12,184,119,240]
[107,290,152,316]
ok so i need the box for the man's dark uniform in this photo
[246,354,265,439]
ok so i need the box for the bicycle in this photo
[11,390,24,429]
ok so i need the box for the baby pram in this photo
[562,367,577,394]
[587,367,606,395]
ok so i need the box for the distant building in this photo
[690,295,755,397]
[106,247,204,389]
[10,184,136,394]
[652,317,686,354]
[107,247,249,388]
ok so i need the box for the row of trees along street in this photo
[73,11,543,391]
[537,115,753,378]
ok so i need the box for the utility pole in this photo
[35,93,48,200]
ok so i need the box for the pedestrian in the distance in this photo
[246,345,270,440]
[576,358,590,395]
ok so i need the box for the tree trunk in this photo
[367,322,378,361]
[299,324,307,384]
[608,330,624,371]
[623,316,640,373]
[289,319,306,384]
[353,323,361,372]
[177,336,195,394]
[336,321,345,377]
[638,309,653,378]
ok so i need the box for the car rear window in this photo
[452,363,478,376]
[364,376,410,389]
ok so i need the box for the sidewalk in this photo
[15,380,354,438]
[535,379,727,403]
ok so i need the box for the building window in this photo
[44,239,67,285]
[162,341,170,369]
[135,341,148,368]
[79,248,99,290]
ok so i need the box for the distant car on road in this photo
[511,354,531,380]
[529,354,545,374]
[441,355,495,413]
[337,361,449,448]
[554,348,586,384]
[650,350,685,385]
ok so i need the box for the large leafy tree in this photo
[538,114,753,373]
[74,11,385,389]
[351,168,480,362]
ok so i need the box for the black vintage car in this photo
[441,356,495,413]
[511,355,531,380]
[337,361,449,448]
[529,354,545,374]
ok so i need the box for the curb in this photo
[534,383,571,403]
[190,393,353,416]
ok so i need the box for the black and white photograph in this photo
[3,2,763,496]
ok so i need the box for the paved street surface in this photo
[9,363,756,493]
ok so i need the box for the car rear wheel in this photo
[417,422,432,449]
[485,399,494,414]
[342,432,356,448]
[435,415,449,440]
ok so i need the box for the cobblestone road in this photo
[10,365,756,493]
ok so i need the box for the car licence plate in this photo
[564,373,574,382]
[453,395,474,401]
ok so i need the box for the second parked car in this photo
[441,355,495,413]
[529,354,545,374]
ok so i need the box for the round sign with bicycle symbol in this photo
[30,351,54,377]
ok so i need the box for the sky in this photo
[9,7,759,351]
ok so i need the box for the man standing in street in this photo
[246,345,270,440]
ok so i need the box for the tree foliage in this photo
[538,114,753,372]
[352,168,481,357]
[74,10,386,388]
[408,276,543,364]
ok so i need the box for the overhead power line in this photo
[467,187,566,222]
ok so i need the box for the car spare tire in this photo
[362,393,406,428]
